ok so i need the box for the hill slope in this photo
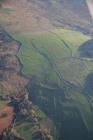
[0,0,93,34]
[0,0,93,140]
[29,0,93,33]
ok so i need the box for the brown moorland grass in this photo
[1,0,53,34]
[0,106,14,134]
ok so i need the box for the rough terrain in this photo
[0,1,93,140]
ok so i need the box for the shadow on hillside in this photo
[28,80,93,140]
[84,72,93,95]
[78,39,93,58]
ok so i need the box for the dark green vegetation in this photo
[15,106,54,140]
[79,39,93,58]
[13,29,93,140]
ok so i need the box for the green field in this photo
[15,29,91,85]
[12,28,93,139]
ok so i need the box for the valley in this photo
[0,0,93,140]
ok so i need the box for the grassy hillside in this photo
[0,0,93,140]
[13,28,93,140]
[14,29,90,87]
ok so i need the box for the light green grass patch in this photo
[13,29,90,87]
[0,101,8,109]
[54,29,90,55]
